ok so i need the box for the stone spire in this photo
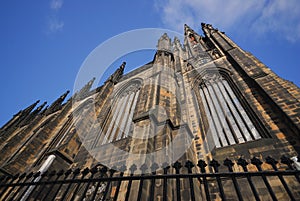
[22,100,40,115]
[75,77,96,100]
[184,24,193,36]
[173,37,183,51]
[15,100,40,125]
[35,101,48,112]
[45,90,70,115]
[184,24,204,44]
[201,23,218,37]
[107,62,126,84]
[19,101,47,127]
[0,100,40,130]
[157,33,172,52]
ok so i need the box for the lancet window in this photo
[102,81,141,144]
[199,73,261,148]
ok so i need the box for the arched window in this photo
[101,81,141,144]
[199,73,261,148]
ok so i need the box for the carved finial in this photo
[173,37,182,50]
[157,33,171,52]
[19,101,48,127]
[36,102,47,112]
[184,24,191,35]
[201,23,217,32]
[23,100,40,114]
[1,100,40,129]
[120,62,126,70]
[75,77,96,100]
[45,90,70,115]
[60,90,70,100]
[107,62,126,84]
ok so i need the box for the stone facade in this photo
[0,23,300,200]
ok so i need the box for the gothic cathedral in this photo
[1,23,300,200]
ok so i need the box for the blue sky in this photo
[0,0,299,126]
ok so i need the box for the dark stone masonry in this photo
[0,23,300,200]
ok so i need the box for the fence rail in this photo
[1,155,300,201]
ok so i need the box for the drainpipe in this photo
[21,154,56,201]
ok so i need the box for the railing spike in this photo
[150,163,159,173]
[129,164,137,173]
[281,155,294,169]
[82,167,90,176]
[33,171,41,178]
[90,166,98,174]
[266,156,278,165]
[223,158,234,172]
[209,159,220,173]
[185,160,195,173]
[172,161,182,172]
[65,169,72,176]
[119,164,127,172]
[100,166,108,175]
[140,164,148,174]
[73,168,81,175]
[19,173,27,179]
[162,162,170,171]
[197,160,207,173]
[251,157,263,170]
[237,157,249,172]
[109,167,117,176]
[266,156,278,171]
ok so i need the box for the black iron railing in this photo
[0,155,300,201]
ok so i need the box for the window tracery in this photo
[101,81,141,144]
[199,73,261,148]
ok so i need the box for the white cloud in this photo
[155,0,300,42]
[252,1,300,42]
[48,17,64,33]
[47,0,64,33]
[51,0,63,11]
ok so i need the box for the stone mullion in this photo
[108,95,128,143]
[207,84,235,145]
[213,80,245,143]
[217,80,252,141]
[117,92,135,140]
[199,88,221,148]
[123,90,140,139]
[203,86,228,146]
[102,97,124,144]
[223,81,261,140]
